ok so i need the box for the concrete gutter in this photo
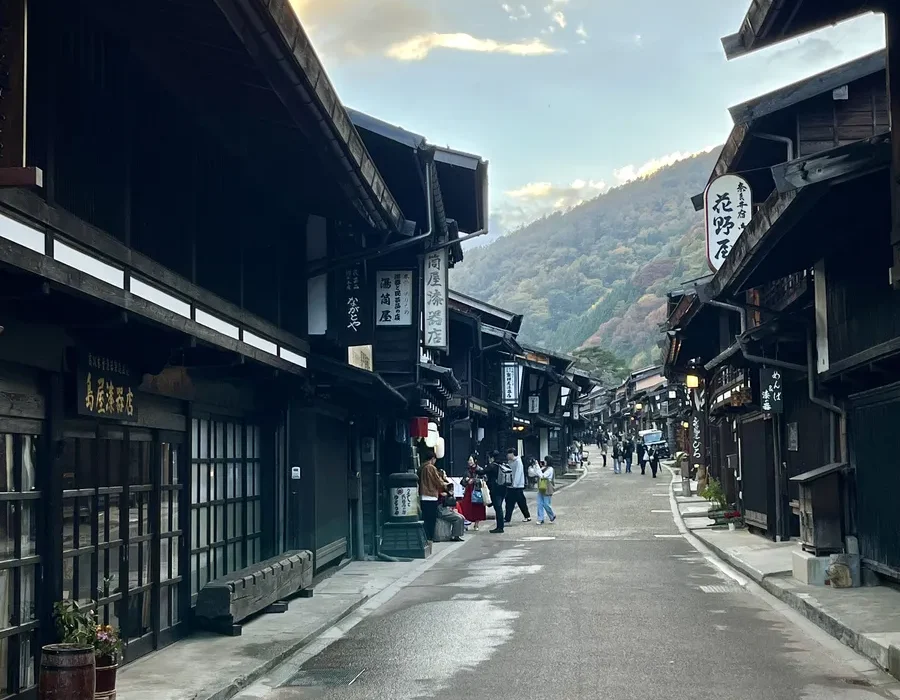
[665,466,900,681]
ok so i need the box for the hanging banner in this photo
[502,362,519,405]
[347,345,373,372]
[528,395,540,414]
[705,174,753,272]
[376,271,413,326]
[759,368,784,414]
[331,262,373,345]
[422,248,448,350]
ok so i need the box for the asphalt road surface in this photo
[238,457,900,700]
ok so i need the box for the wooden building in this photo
[666,38,900,579]
[0,0,489,692]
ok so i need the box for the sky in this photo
[290,0,885,235]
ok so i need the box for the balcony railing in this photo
[759,270,809,312]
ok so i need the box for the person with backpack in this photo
[504,448,531,525]
[536,456,557,524]
[483,450,511,533]
[611,438,622,474]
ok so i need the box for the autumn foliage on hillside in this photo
[451,150,718,368]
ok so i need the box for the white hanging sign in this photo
[502,362,519,405]
[528,395,540,414]
[705,174,753,272]
[422,248,448,349]
[376,271,413,326]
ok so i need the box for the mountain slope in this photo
[451,150,719,367]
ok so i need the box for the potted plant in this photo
[93,623,123,697]
[50,599,123,699]
[699,477,728,523]
[39,600,97,698]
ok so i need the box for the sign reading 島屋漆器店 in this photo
[423,248,448,350]
[375,271,412,327]
[77,352,138,420]
[705,174,753,272]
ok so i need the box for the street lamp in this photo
[686,374,700,389]
[682,421,690,429]
[634,402,643,411]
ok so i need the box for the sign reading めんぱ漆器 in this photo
[705,174,752,272]
[759,368,783,414]
[376,271,413,327]
[77,352,138,420]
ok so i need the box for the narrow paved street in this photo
[238,459,899,700]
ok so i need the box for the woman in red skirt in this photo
[459,456,487,530]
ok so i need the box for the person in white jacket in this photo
[536,456,557,525]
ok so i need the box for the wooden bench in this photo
[195,549,313,635]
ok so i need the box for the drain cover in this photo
[283,669,364,687]
[699,584,743,594]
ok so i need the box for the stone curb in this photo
[204,595,369,700]
[666,471,899,681]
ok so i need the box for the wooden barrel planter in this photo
[95,655,118,699]
[38,644,95,700]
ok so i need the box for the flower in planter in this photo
[94,623,123,662]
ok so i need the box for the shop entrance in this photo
[59,421,187,663]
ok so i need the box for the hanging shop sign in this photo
[77,352,138,420]
[347,345,373,372]
[759,368,784,414]
[528,395,540,414]
[705,174,753,272]
[502,362,519,405]
[422,248,448,350]
[331,262,373,345]
[376,270,413,327]
[468,398,489,416]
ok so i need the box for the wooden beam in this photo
[0,0,27,169]
[888,10,900,287]
[0,168,44,188]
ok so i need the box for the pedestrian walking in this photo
[637,440,648,475]
[418,448,444,543]
[623,434,634,474]
[536,456,557,524]
[611,439,622,474]
[649,446,661,479]
[600,432,608,468]
[459,456,487,530]
[504,448,532,523]
[483,450,512,533]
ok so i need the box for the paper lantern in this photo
[409,417,429,439]
[435,437,446,459]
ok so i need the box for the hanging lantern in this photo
[435,436,446,459]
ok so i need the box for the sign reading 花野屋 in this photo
[376,271,413,326]
[423,249,448,350]
[705,174,753,272]
[502,362,519,405]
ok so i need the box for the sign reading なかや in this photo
[375,271,413,326]
[705,174,753,272]
[422,249,448,350]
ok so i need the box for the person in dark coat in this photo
[649,446,661,478]
[637,440,648,475]
[482,450,508,533]
[622,434,635,474]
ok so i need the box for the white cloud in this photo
[501,2,512,12]
[519,4,532,18]
[502,3,531,21]
[552,11,566,29]
[634,33,643,46]
[548,25,556,33]
[613,147,716,184]
[576,23,588,38]
[387,33,560,60]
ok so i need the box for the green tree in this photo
[572,346,629,385]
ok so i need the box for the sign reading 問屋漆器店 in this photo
[705,174,753,272]
[422,248,448,350]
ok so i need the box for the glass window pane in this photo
[22,435,37,492]
[160,583,170,631]
[215,463,225,501]
[20,632,35,690]
[199,420,208,460]
[0,434,15,492]
[170,535,180,580]
[214,422,225,459]
[226,424,235,458]
[21,565,36,624]
[171,584,181,625]
[0,569,13,630]
[21,502,37,557]
[214,505,224,543]
[0,503,14,561]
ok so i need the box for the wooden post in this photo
[887,10,900,287]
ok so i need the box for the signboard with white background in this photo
[705,174,753,272]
